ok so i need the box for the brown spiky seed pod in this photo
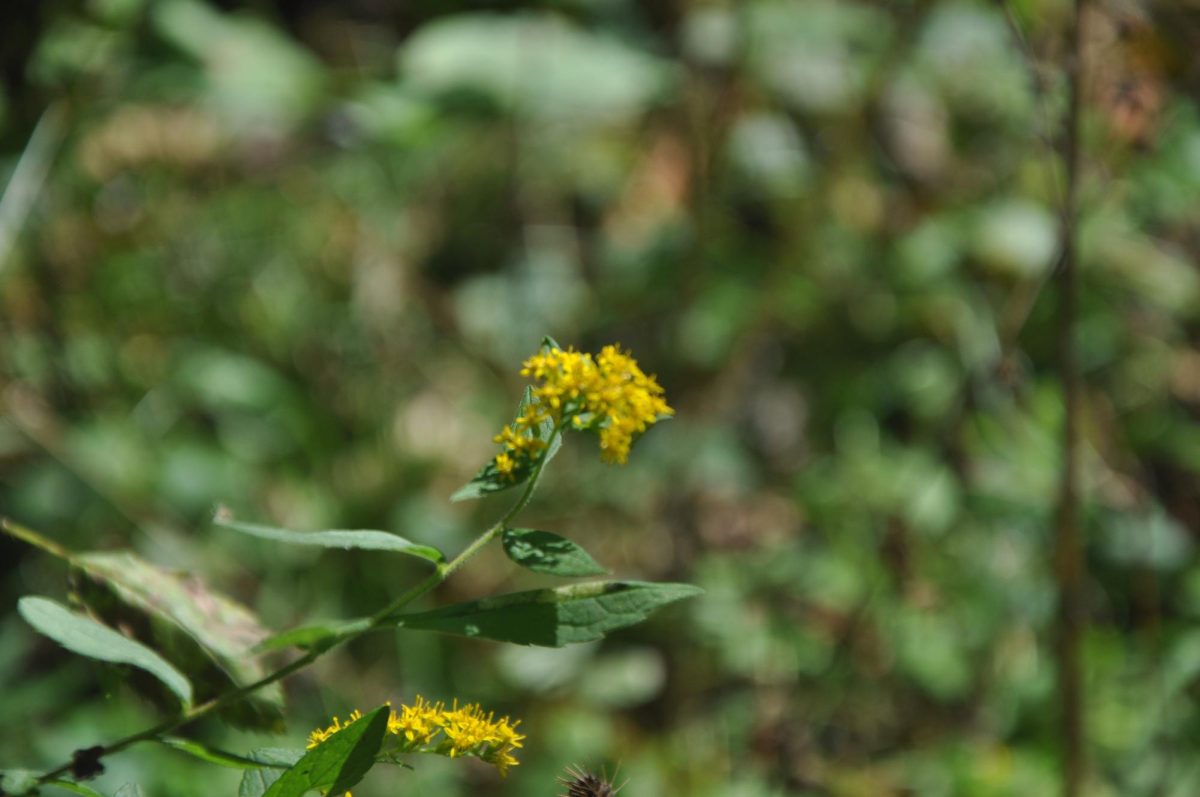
[560,766,617,797]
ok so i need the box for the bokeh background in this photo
[2,1,1200,795]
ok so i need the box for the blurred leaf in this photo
[0,770,39,796]
[43,781,108,797]
[152,0,324,127]
[578,648,667,707]
[1099,509,1193,570]
[501,528,607,577]
[263,707,389,797]
[401,13,669,124]
[746,0,892,113]
[253,619,371,654]
[237,750,305,797]
[215,517,444,565]
[70,551,284,731]
[17,597,193,708]
[397,581,702,647]
[893,609,972,702]
[973,199,1057,278]
[160,738,296,770]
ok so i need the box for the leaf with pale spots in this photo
[501,528,608,577]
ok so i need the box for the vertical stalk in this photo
[1055,0,1086,794]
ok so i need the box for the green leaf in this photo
[237,750,306,797]
[452,387,560,502]
[397,581,702,647]
[501,529,607,577]
[215,518,444,564]
[450,459,526,502]
[44,780,108,796]
[540,335,562,351]
[263,707,389,797]
[253,619,371,654]
[1,770,39,796]
[160,738,298,770]
[18,596,193,707]
[70,551,284,732]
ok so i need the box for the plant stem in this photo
[32,430,560,787]
[1055,1,1087,795]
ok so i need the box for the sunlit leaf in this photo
[501,528,607,577]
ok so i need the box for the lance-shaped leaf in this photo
[263,707,389,797]
[253,618,372,654]
[238,750,306,797]
[501,528,607,577]
[44,780,108,797]
[215,518,444,565]
[18,597,193,707]
[70,551,284,732]
[396,581,702,647]
[160,738,301,771]
[452,386,561,502]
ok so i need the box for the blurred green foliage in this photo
[2,0,1200,795]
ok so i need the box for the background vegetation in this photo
[2,0,1199,795]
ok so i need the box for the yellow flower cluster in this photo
[492,344,672,474]
[307,696,524,777]
[492,403,549,479]
[307,709,364,748]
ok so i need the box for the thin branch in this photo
[1055,1,1087,795]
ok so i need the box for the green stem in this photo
[32,428,562,787]
[1,518,75,562]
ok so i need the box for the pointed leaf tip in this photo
[501,528,608,577]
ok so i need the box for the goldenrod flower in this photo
[306,696,524,777]
[307,709,362,749]
[490,343,671,475]
[387,695,441,745]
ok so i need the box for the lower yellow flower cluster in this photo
[307,696,524,777]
